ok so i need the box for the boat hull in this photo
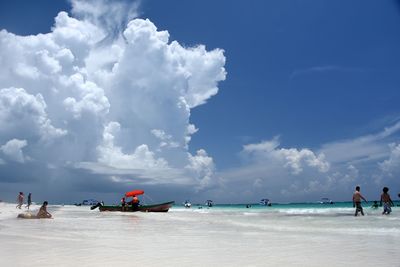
[99,201,174,212]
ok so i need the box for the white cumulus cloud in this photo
[242,137,330,174]
[0,0,226,198]
[0,139,28,163]
[379,143,400,175]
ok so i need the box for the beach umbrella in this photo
[125,190,144,197]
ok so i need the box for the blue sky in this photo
[0,0,399,204]
[148,0,400,161]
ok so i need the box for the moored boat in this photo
[319,198,334,204]
[259,198,272,206]
[99,201,175,212]
[183,200,192,208]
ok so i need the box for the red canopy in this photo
[125,190,144,197]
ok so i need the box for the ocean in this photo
[0,201,399,267]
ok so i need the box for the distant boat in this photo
[259,198,272,206]
[319,198,334,204]
[206,200,214,207]
[183,200,192,208]
[82,199,100,206]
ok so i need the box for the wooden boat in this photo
[99,201,175,212]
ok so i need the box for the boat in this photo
[183,200,192,208]
[259,198,272,206]
[319,198,334,204]
[205,200,213,207]
[97,189,174,212]
[99,201,175,212]
[81,199,100,206]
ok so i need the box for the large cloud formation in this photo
[0,0,225,202]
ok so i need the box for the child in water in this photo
[380,187,394,215]
[371,201,379,209]
[352,186,367,216]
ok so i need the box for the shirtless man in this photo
[380,187,394,215]
[352,186,367,216]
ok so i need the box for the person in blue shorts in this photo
[380,187,394,215]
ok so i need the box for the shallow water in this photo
[1,202,399,267]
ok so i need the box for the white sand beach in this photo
[1,202,399,267]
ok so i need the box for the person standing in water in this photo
[37,201,52,218]
[380,187,394,215]
[26,193,32,210]
[16,192,24,209]
[352,186,367,216]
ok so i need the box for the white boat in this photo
[82,199,100,206]
[259,198,271,206]
[183,200,192,208]
[319,198,334,204]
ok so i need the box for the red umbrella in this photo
[125,190,144,197]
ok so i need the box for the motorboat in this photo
[99,201,175,212]
[259,198,271,206]
[183,200,192,208]
[94,189,174,212]
[319,198,334,204]
[82,199,100,206]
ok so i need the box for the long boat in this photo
[99,201,175,212]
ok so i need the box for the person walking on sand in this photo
[380,187,394,215]
[26,193,32,210]
[16,192,24,209]
[352,186,367,216]
[37,201,52,218]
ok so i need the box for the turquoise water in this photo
[177,201,400,210]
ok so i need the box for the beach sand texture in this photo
[0,202,399,267]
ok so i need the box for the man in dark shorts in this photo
[352,186,367,216]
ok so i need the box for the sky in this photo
[0,0,400,204]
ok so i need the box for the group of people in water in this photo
[16,192,52,218]
[352,186,396,216]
